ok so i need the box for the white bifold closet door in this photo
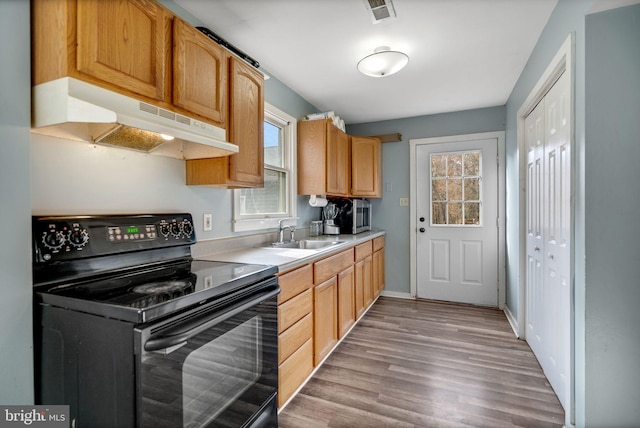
[525,70,571,411]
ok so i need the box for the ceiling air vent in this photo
[363,0,397,23]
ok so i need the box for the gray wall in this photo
[347,106,506,296]
[505,0,640,425]
[584,4,640,425]
[0,0,33,404]
[503,0,593,424]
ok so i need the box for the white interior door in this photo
[525,70,571,411]
[416,138,499,306]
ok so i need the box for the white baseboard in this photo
[380,290,413,299]
[503,305,520,338]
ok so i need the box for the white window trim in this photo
[232,102,297,232]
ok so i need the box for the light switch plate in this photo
[399,197,409,207]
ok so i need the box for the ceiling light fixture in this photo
[357,46,409,77]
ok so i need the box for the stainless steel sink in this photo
[263,239,344,250]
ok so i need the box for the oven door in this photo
[135,279,279,428]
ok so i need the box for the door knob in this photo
[419,227,425,233]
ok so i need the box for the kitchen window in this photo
[233,103,297,232]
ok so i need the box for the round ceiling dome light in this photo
[357,46,409,78]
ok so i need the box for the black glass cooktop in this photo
[36,259,277,324]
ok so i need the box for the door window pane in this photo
[432,179,447,201]
[431,154,447,177]
[430,151,482,226]
[432,202,446,225]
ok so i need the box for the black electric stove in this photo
[33,214,280,428]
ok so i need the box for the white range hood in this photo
[31,77,239,160]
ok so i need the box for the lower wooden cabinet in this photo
[373,236,385,297]
[277,235,384,409]
[278,338,313,408]
[277,265,313,407]
[337,266,355,338]
[313,276,338,365]
[355,255,372,319]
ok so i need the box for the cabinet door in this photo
[351,136,382,197]
[337,266,355,338]
[173,17,227,127]
[76,0,171,101]
[313,277,338,365]
[326,124,350,196]
[363,255,374,308]
[373,248,385,297]
[228,57,265,187]
[354,257,368,318]
[297,120,328,195]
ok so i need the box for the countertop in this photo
[195,230,385,273]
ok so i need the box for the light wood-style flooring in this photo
[278,297,564,428]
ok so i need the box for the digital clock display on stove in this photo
[108,225,157,243]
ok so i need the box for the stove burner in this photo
[133,280,191,295]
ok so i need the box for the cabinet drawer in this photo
[373,236,385,252]
[278,264,313,304]
[278,338,313,408]
[313,249,354,284]
[355,241,373,262]
[279,313,313,364]
[278,288,312,334]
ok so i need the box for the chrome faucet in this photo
[278,218,297,243]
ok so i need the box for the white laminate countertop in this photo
[195,230,385,273]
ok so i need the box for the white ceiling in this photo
[175,0,558,125]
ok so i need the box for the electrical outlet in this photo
[399,197,409,207]
[203,213,213,231]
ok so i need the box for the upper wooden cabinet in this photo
[185,56,264,188]
[298,119,350,197]
[298,120,382,198]
[228,57,265,187]
[33,0,172,102]
[173,17,227,128]
[351,135,382,198]
[33,0,228,128]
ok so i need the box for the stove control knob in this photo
[170,221,182,238]
[68,228,89,248]
[159,222,171,237]
[42,230,65,250]
[181,220,193,238]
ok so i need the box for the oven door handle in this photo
[144,286,279,352]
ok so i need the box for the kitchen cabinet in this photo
[185,56,265,187]
[298,119,350,196]
[313,248,353,364]
[33,0,235,131]
[76,0,171,102]
[351,136,382,198]
[276,235,384,408]
[354,241,373,318]
[33,0,172,101]
[373,236,385,297]
[298,120,383,198]
[313,277,338,366]
[337,266,355,338]
[173,17,227,128]
[277,265,313,408]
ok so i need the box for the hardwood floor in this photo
[278,297,564,428]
